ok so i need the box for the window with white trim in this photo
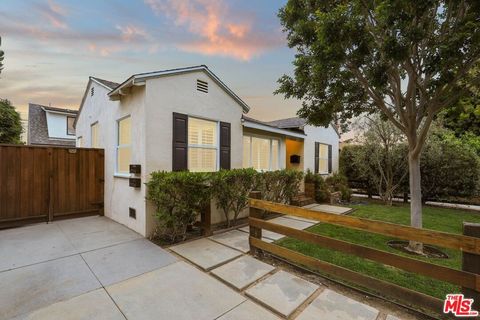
[117,116,131,174]
[243,135,279,171]
[318,143,329,174]
[188,117,218,172]
[90,122,99,148]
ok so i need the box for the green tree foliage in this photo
[277,0,480,252]
[0,99,23,144]
[211,168,257,227]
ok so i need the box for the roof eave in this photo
[242,120,306,139]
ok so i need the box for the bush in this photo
[256,169,304,204]
[325,173,352,201]
[420,133,480,201]
[146,171,211,243]
[305,169,330,202]
[211,168,257,227]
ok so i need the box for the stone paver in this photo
[170,238,242,270]
[283,214,319,224]
[56,216,142,252]
[296,289,379,320]
[211,255,275,290]
[15,289,125,320]
[245,270,319,318]
[268,216,314,230]
[0,255,101,320]
[386,315,402,320]
[217,300,281,320]
[238,226,282,242]
[82,238,177,286]
[107,261,246,320]
[0,223,77,272]
[308,204,352,215]
[210,230,250,253]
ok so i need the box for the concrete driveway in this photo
[0,216,250,320]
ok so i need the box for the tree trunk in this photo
[407,154,424,253]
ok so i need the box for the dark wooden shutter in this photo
[328,144,333,173]
[172,113,188,171]
[219,122,231,170]
[314,142,319,174]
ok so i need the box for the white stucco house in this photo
[75,65,339,236]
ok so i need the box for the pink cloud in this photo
[38,0,69,29]
[145,0,283,61]
[116,24,150,42]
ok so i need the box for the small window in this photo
[91,87,94,96]
[67,116,75,135]
[243,135,279,171]
[188,117,217,172]
[117,116,132,174]
[196,79,208,93]
[91,122,99,148]
[318,144,329,174]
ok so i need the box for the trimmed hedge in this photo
[146,169,304,242]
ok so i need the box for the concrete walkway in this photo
[0,215,408,320]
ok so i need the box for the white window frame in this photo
[243,134,280,171]
[318,143,329,174]
[115,115,131,176]
[90,121,99,148]
[187,116,220,172]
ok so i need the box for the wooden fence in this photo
[248,191,480,315]
[0,144,104,228]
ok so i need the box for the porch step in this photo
[291,193,315,207]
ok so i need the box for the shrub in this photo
[146,171,211,243]
[256,169,304,204]
[211,168,257,227]
[305,169,330,202]
[325,173,352,201]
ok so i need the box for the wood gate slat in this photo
[0,145,104,228]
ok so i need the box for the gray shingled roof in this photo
[91,77,120,90]
[28,103,77,147]
[266,117,307,129]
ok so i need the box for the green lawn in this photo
[276,201,480,299]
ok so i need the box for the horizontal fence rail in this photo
[248,194,480,315]
[249,198,480,255]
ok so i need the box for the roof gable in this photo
[108,65,250,113]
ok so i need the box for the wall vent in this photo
[91,87,95,96]
[129,207,136,219]
[196,79,208,93]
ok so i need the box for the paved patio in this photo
[0,215,408,319]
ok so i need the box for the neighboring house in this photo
[75,65,339,236]
[27,103,78,147]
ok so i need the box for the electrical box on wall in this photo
[290,154,301,164]
[129,164,141,174]
[129,178,141,188]
[129,207,136,219]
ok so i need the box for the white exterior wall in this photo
[45,111,75,140]
[75,81,148,236]
[303,124,340,174]
[144,71,245,227]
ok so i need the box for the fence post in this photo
[463,222,480,313]
[48,148,54,223]
[201,200,212,236]
[249,191,262,256]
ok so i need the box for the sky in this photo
[0,0,303,122]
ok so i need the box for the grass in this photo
[276,200,480,299]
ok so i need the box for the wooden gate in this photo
[0,145,104,228]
